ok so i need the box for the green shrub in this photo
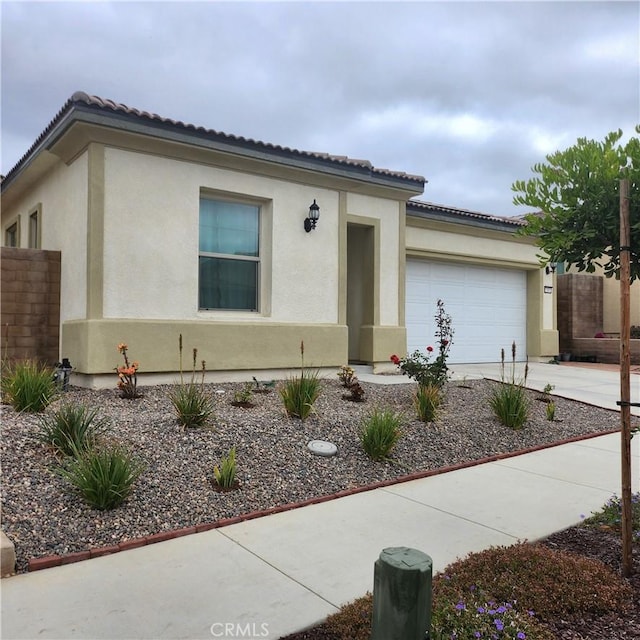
[431,589,551,640]
[58,443,143,510]
[325,593,372,640]
[1,359,57,412]
[584,492,640,534]
[279,341,321,420]
[433,542,632,624]
[37,402,108,456]
[213,446,237,489]
[490,342,529,429]
[232,384,253,405]
[168,335,214,428]
[415,383,441,422]
[359,407,402,461]
[323,540,631,640]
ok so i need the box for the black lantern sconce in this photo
[545,262,557,275]
[304,199,320,232]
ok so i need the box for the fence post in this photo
[370,547,433,640]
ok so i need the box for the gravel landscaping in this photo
[0,376,632,574]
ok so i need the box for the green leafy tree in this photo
[512,128,640,282]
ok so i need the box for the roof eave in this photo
[2,98,425,197]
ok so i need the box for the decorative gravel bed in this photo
[0,377,630,574]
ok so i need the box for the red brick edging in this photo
[27,428,621,572]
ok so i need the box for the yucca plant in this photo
[280,341,321,420]
[37,402,109,456]
[490,342,529,430]
[213,446,237,489]
[1,359,57,412]
[58,443,143,510]
[359,407,402,461]
[415,383,441,422]
[168,335,214,428]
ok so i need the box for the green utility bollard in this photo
[370,547,433,640]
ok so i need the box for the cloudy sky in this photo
[2,1,638,216]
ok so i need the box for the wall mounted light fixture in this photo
[304,199,320,232]
[545,262,557,275]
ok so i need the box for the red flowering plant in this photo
[115,343,140,399]
[390,299,454,389]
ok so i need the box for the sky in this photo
[1,0,638,217]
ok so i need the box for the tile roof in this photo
[407,199,526,229]
[2,91,425,189]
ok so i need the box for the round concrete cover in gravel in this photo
[307,440,337,457]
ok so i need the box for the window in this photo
[199,198,260,310]
[28,210,39,248]
[5,222,18,247]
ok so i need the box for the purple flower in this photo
[477,606,486,614]
[455,601,466,611]
[517,633,526,639]
[494,619,504,631]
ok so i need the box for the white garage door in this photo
[406,260,527,363]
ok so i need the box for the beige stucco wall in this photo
[1,152,89,323]
[103,147,342,323]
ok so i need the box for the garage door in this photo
[406,260,527,363]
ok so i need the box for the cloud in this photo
[2,0,638,217]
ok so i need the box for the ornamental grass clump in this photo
[37,402,109,457]
[415,383,441,422]
[1,359,57,412]
[490,342,530,430]
[168,335,214,429]
[359,407,402,461]
[58,442,144,510]
[213,446,237,489]
[280,341,321,420]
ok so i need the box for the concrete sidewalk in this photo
[2,364,639,640]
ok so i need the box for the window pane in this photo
[199,257,258,310]
[29,213,38,248]
[5,224,17,247]
[199,199,259,257]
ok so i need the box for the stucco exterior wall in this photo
[1,153,88,323]
[103,148,341,324]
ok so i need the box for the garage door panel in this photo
[406,260,527,363]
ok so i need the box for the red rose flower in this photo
[390,354,400,365]
[442,340,449,346]
[426,346,434,352]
